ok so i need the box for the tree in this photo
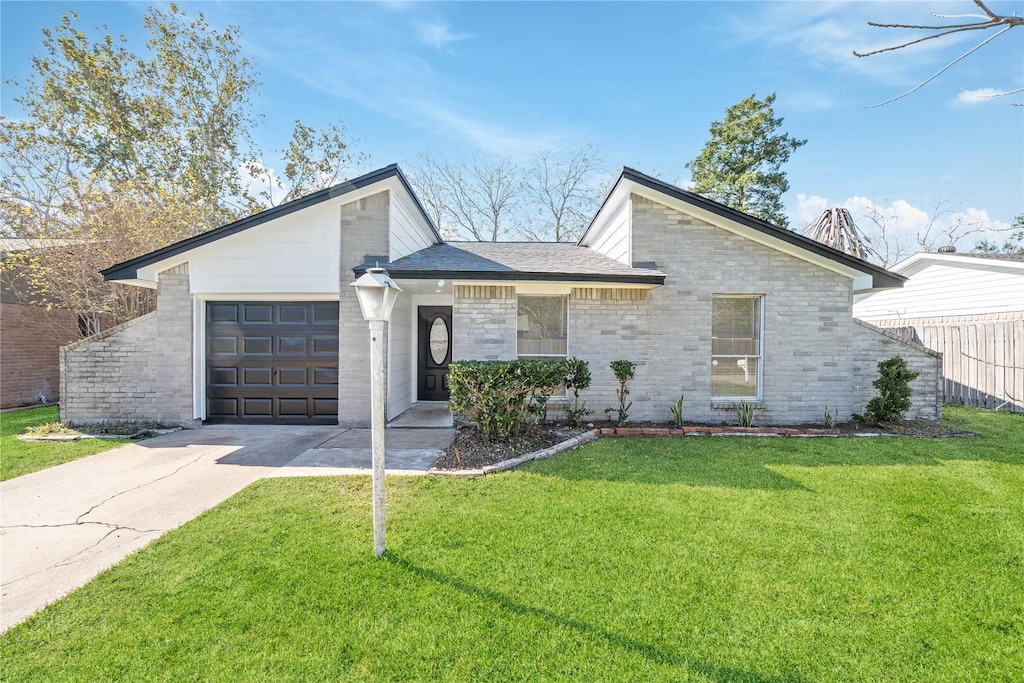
[1,5,360,335]
[410,152,524,241]
[851,196,1015,266]
[855,1,1024,107]
[246,119,367,208]
[686,93,806,227]
[522,144,604,242]
[975,214,1024,253]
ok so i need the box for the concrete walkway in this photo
[0,424,453,632]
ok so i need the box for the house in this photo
[61,164,942,427]
[1,240,82,408]
[854,250,1024,412]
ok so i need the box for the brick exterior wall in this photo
[591,194,940,424]
[338,191,390,427]
[60,264,196,426]
[452,285,517,361]
[0,303,80,408]
[461,195,939,425]
[568,288,651,419]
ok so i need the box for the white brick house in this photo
[62,165,941,427]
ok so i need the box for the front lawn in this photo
[2,406,1022,681]
[0,406,131,481]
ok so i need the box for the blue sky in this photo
[3,1,1022,244]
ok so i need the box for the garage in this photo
[205,301,339,424]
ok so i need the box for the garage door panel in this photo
[278,337,308,354]
[243,305,274,323]
[206,302,339,424]
[313,367,339,386]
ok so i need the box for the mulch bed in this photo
[432,419,975,471]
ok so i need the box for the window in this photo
[517,295,568,360]
[711,295,763,399]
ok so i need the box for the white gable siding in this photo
[854,261,1024,319]
[585,195,630,264]
[390,191,433,261]
[186,204,340,294]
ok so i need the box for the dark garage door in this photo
[206,301,339,424]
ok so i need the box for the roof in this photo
[354,242,666,285]
[954,252,1024,263]
[103,164,440,282]
[581,167,906,290]
[889,250,1024,274]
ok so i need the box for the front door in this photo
[418,306,452,401]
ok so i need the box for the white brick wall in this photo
[481,196,939,425]
[60,264,196,426]
[452,286,517,361]
[338,191,390,427]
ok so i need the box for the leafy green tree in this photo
[1,5,360,334]
[686,93,806,227]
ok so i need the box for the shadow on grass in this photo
[385,552,807,683]
[528,419,1022,489]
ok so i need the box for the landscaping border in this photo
[428,424,844,477]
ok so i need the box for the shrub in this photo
[670,394,684,427]
[604,359,637,423]
[861,356,919,424]
[823,404,836,429]
[448,359,569,442]
[736,400,754,427]
[563,357,593,427]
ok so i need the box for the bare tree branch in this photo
[866,25,1015,108]
[855,1,1022,106]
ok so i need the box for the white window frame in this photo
[711,294,765,401]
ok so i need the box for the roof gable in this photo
[580,167,905,292]
[103,164,440,283]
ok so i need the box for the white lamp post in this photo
[350,267,402,557]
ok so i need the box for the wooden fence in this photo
[868,313,1023,412]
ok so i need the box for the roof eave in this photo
[352,265,665,286]
[102,164,441,282]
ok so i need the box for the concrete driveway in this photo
[0,425,452,632]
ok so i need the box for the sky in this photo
[2,0,1022,248]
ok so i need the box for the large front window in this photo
[517,295,568,360]
[712,295,763,399]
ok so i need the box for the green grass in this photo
[0,406,130,481]
[2,406,1022,681]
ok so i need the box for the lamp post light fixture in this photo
[350,267,402,557]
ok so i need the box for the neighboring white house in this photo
[854,251,1024,412]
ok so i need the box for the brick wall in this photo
[338,191,390,427]
[0,303,80,408]
[568,288,651,419]
[60,264,196,426]
[452,285,517,361]
[557,195,942,425]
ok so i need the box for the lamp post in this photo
[350,267,402,557]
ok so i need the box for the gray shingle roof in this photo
[356,242,665,285]
[957,252,1024,263]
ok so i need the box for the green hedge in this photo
[448,359,589,442]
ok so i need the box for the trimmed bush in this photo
[448,359,573,441]
[563,357,593,427]
[861,356,920,424]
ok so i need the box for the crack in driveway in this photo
[73,450,211,524]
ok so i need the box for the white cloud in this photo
[731,3,982,86]
[416,20,469,51]
[956,87,1007,105]
[793,193,829,228]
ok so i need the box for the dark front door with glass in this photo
[418,306,452,401]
